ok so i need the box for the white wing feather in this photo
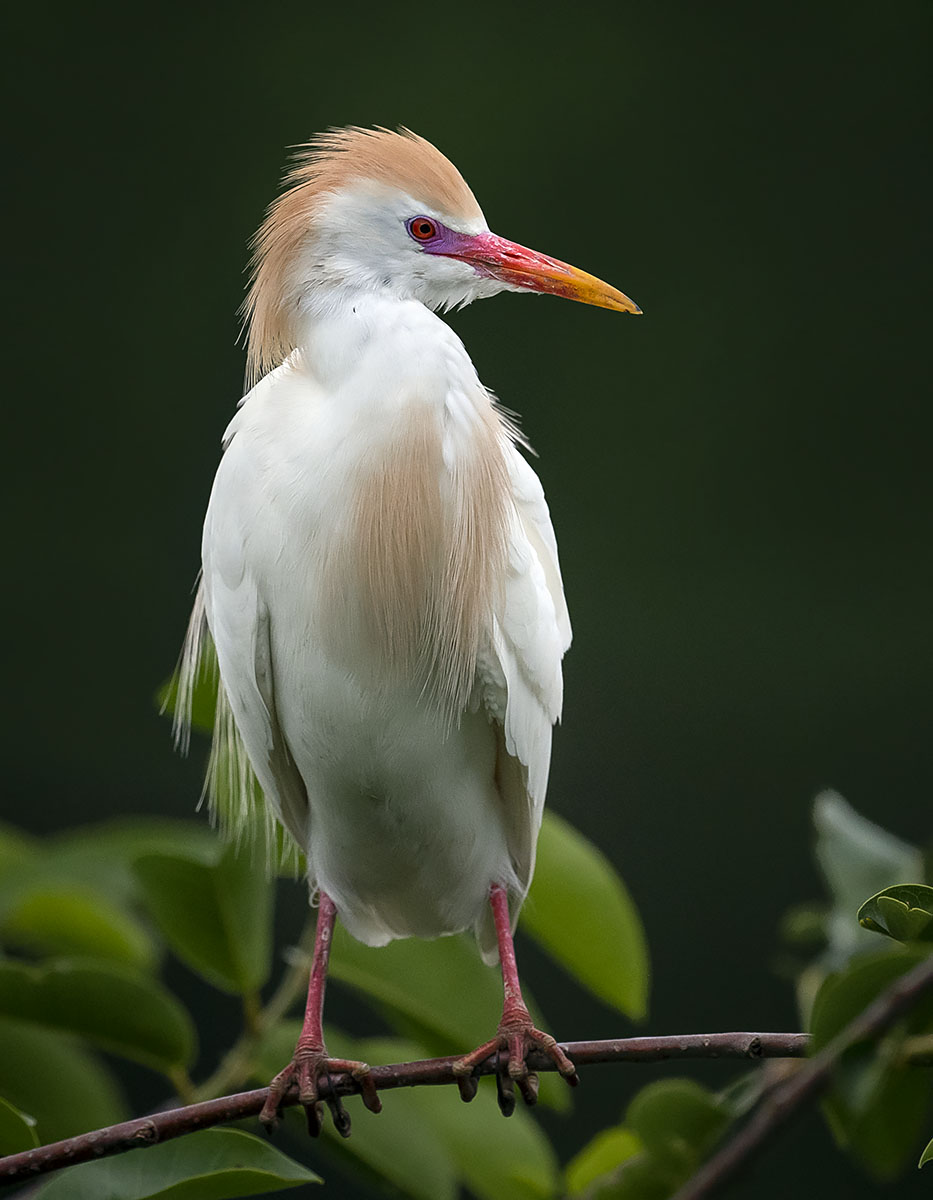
[479,445,571,905]
[176,395,310,867]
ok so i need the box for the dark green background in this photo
[6,1,931,1195]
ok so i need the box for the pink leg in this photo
[453,884,578,1114]
[260,892,381,1137]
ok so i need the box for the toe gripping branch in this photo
[258,892,382,1138]
[452,883,579,1115]
[260,1045,382,1138]
[259,883,576,1133]
[452,1011,579,1115]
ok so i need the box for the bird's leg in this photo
[259,892,381,1137]
[453,884,578,1114]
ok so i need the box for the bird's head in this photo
[244,127,639,385]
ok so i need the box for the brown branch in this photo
[0,1031,807,1186]
[672,955,933,1200]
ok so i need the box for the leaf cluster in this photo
[4,695,931,1199]
[556,793,933,1197]
[794,796,933,1181]
[0,802,649,1198]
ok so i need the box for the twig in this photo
[672,955,933,1200]
[0,1031,807,1186]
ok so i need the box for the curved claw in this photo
[455,1072,479,1103]
[326,1092,352,1138]
[259,1050,381,1137]
[304,1100,324,1138]
[351,1064,383,1114]
[495,1056,516,1117]
[456,1012,578,1116]
[550,1044,579,1085]
[516,1071,539,1106]
[260,1061,299,1132]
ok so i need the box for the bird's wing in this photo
[479,444,571,900]
[176,507,309,868]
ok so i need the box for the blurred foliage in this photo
[2,679,930,1199]
[0,805,647,1199]
[134,843,273,996]
[562,796,933,1197]
[811,793,924,972]
[32,1129,321,1199]
[810,950,932,1179]
[0,957,195,1075]
[525,813,649,1020]
[1,792,930,1197]
[0,1097,37,1156]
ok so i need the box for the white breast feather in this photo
[176,318,571,952]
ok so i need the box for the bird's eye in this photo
[407,217,438,242]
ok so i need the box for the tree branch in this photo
[0,1031,807,1186]
[672,954,933,1200]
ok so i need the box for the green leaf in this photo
[49,820,221,899]
[810,949,933,1179]
[329,926,502,1051]
[0,958,196,1073]
[920,1136,933,1168]
[255,1026,559,1200]
[523,812,649,1020]
[0,821,221,927]
[327,921,567,1108]
[73,819,221,863]
[626,1079,731,1172]
[813,791,923,963]
[407,1066,559,1200]
[597,1153,678,1200]
[134,842,272,995]
[1,886,157,970]
[0,1016,126,1142]
[858,884,933,944]
[0,1095,38,1154]
[32,1128,319,1199]
[568,1081,733,1199]
[810,949,932,1051]
[565,1126,643,1195]
[376,1033,559,1200]
[829,1046,930,1181]
[258,1026,457,1200]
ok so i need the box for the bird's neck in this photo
[295,289,436,392]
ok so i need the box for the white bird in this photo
[176,126,639,1134]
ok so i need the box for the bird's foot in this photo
[259,1043,382,1137]
[452,1006,578,1115]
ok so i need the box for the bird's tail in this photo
[172,581,302,877]
[172,580,210,755]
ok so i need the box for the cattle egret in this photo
[176,127,640,1135]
